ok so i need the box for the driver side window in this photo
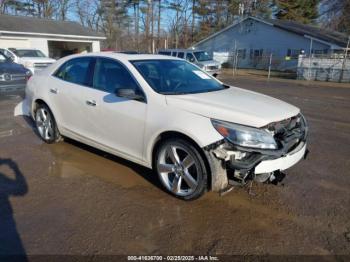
[93,58,140,94]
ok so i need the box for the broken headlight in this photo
[211,119,278,150]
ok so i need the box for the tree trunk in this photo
[157,0,161,50]
[191,0,195,44]
[151,0,154,53]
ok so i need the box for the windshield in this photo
[14,49,46,58]
[193,51,212,62]
[131,60,226,95]
[0,52,8,62]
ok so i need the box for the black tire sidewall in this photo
[155,138,208,200]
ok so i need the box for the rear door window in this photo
[54,57,95,87]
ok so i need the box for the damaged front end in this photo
[204,114,308,192]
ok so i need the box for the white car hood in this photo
[165,86,300,128]
[198,60,220,66]
[19,57,56,63]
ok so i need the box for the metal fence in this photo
[214,51,350,82]
[297,55,350,83]
[214,51,298,79]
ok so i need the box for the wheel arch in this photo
[33,98,48,116]
[32,99,60,131]
[150,131,212,190]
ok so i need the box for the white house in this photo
[192,16,348,70]
[0,14,106,59]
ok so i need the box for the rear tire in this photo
[155,138,208,200]
[35,103,62,143]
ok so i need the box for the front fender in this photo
[144,106,223,165]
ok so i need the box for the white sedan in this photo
[22,53,308,200]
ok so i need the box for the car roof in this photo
[159,49,189,52]
[61,52,183,62]
[159,49,205,52]
[13,48,40,51]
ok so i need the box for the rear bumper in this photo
[14,96,31,117]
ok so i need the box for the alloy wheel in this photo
[157,144,200,197]
[35,108,54,141]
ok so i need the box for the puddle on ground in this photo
[46,141,152,189]
[0,129,13,138]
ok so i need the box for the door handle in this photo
[86,100,97,106]
[50,88,58,94]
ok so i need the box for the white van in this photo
[158,49,221,76]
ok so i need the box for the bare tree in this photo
[167,0,192,48]
[157,0,161,49]
[76,0,101,31]
[321,0,350,34]
[56,0,72,21]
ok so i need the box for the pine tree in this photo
[100,0,129,49]
[275,0,319,24]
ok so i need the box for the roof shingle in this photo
[0,14,104,38]
[264,18,348,47]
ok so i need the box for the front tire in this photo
[35,104,61,143]
[155,138,208,200]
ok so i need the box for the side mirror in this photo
[116,88,144,101]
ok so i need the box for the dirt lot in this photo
[0,76,349,259]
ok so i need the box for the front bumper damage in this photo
[204,114,309,192]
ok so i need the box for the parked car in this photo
[0,48,56,74]
[22,53,308,200]
[158,49,221,76]
[0,50,31,91]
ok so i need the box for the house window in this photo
[238,49,246,59]
[250,49,263,59]
[287,49,302,59]
[314,49,327,55]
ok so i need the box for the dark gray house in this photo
[192,16,348,70]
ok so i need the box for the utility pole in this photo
[232,40,237,76]
[308,37,313,80]
[191,0,195,44]
[157,0,161,51]
[339,36,350,82]
[268,53,273,79]
[134,1,140,52]
[151,0,154,53]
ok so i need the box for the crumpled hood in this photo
[165,86,300,128]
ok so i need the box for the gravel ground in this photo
[0,76,349,259]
